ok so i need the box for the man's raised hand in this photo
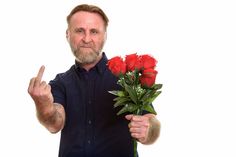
[28,65,53,107]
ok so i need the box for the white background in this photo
[0,0,236,156]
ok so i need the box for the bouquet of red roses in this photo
[107,53,162,157]
[107,53,162,116]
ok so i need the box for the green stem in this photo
[133,109,141,157]
[133,138,137,157]
[135,108,142,115]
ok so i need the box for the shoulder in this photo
[49,65,76,84]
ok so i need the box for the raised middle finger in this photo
[34,65,45,87]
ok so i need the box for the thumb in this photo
[125,114,134,121]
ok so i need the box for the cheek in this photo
[95,37,105,46]
[69,36,81,46]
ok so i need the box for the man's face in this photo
[66,11,107,64]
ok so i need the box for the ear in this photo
[104,31,107,42]
[66,29,69,41]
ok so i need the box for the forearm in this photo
[142,116,161,145]
[36,103,65,133]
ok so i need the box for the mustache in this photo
[76,45,95,52]
[79,43,93,48]
[80,46,92,48]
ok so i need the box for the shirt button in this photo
[87,140,91,144]
[88,120,92,124]
[88,100,92,104]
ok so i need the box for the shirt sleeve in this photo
[49,74,66,107]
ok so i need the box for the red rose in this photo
[107,56,126,76]
[125,53,142,71]
[140,68,158,87]
[139,55,157,69]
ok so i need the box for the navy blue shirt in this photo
[49,53,136,157]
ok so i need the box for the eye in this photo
[74,28,84,33]
[91,29,98,34]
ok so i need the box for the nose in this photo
[82,33,92,43]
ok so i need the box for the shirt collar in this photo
[75,52,108,74]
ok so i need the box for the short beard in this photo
[73,48,100,65]
[69,38,105,65]
[69,43,103,65]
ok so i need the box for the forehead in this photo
[69,11,105,29]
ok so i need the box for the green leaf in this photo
[143,91,162,105]
[140,89,154,102]
[142,104,157,115]
[152,84,163,90]
[117,91,126,97]
[108,90,119,96]
[117,104,139,115]
[114,97,131,107]
[124,83,138,104]
[151,91,162,101]
[109,90,127,97]
[113,96,123,101]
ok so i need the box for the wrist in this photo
[36,103,55,121]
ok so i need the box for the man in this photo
[28,4,161,157]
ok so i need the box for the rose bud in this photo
[125,53,142,71]
[140,68,158,87]
[107,56,126,76]
[139,54,157,70]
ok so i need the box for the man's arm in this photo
[28,66,65,133]
[36,103,65,133]
[125,113,161,145]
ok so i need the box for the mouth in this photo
[79,47,94,53]
[80,45,92,48]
